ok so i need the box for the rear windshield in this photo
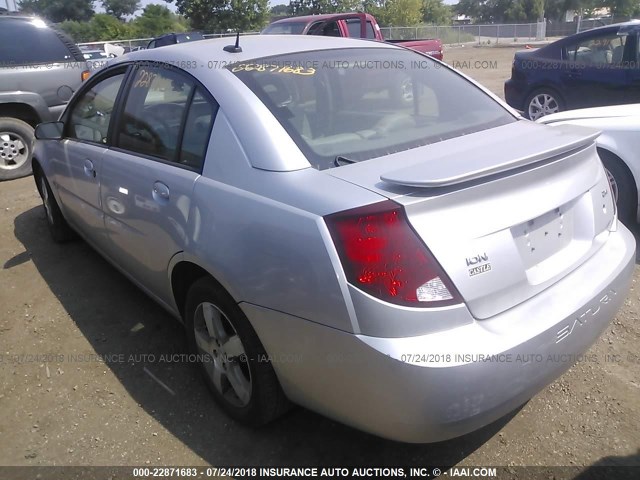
[230,48,515,170]
[262,22,308,35]
[0,18,77,64]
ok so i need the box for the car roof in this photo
[116,34,397,67]
[270,13,375,24]
[271,14,348,24]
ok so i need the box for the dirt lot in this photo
[0,46,639,477]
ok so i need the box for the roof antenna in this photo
[224,32,242,53]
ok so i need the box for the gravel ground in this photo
[0,46,638,478]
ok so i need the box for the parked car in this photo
[538,104,640,224]
[263,12,443,60]
[82,49,113,70]
[32,35,634,443]
[0,14,90,181]
[147,32,204,49]
[505,20,640,120]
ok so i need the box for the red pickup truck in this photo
[262,13,443,60]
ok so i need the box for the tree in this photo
[601,0,640,16]
[288,0,360,15]
[376,0,423,25]
[131,4,186,37]
[58,19,95,42]
[18,0,94,22]
[175,0,270,32]
[90,12,132,39]
[422,0,451,24]
[456,0,546,22]
[101,0,141,20]
[270,3,289,15]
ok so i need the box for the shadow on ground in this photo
[10,205,634,468]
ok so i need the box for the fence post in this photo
[496,24,499,44]
[478,25,481,45]
[458,26,461,45]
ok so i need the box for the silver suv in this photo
[0,14,89,181]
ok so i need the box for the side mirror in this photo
[35,122,64,140]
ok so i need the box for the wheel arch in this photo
[170,260,235,322]
[596,145,640,222]
[0,102,43,127]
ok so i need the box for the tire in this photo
[0,117,34,181]
[524,88,564,121]
[185,277,290,426]
[599,149,637,226]
[34,168,76,242]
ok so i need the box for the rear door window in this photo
[345,19,377,39]
[116,65,194,161]
[114,64,218,171]
[179,89,217,170]
[566,32,626,65]
[0,18,75,64]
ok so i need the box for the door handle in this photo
[152,181,170,202]
[83,159,96,178]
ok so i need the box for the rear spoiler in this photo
[380,124,600,188]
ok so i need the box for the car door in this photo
[52,67,128,249]
[100,63,217,304]
[562,29,631,108]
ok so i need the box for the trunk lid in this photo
[326,120,615,319]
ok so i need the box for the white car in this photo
[538,104,640,224]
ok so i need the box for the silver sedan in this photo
[32,35,635,443]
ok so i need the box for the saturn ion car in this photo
[32,36,634,443]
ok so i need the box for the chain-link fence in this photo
[546,16,633,36]
[380,22,546,46]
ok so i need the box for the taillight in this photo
[325,200,461,307]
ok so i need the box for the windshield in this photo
[230,48,516,170]
[262,22,307,35]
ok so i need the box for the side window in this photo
[346,19,361,38]
[566,32,626,65]
[0,20,75,64]
[323,21,341,37]
[366,21,377,39]
[117,66,194,161]
[179,89,217,170]
[309,21,340,37]
[68,73,126,143]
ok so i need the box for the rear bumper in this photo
[504,78,526,111]
[242,224,635,443]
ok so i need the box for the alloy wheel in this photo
[528,93,560,120]
[193,301,252,407]
[0,131,29,171]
